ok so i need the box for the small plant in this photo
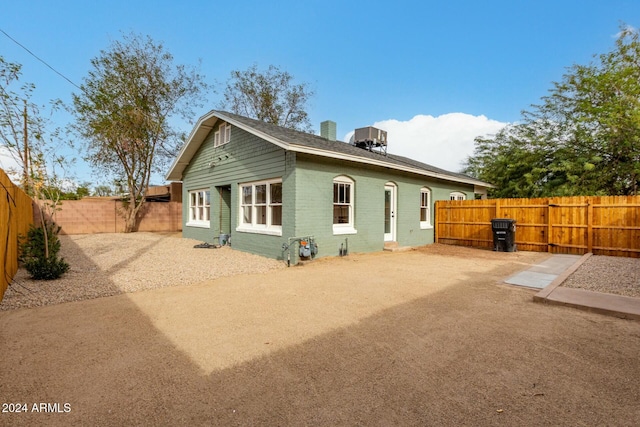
[19,222,69,280]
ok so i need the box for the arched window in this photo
[450,191,466,201]
[333,176,356,234]
[420,187,432,229]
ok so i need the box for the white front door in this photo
[384,184,397,242]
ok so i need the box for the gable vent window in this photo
[214,123,231,147]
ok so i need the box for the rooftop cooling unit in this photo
[352,126,388,155]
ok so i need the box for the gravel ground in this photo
[1,232,284,311]
[3,234,638,311]
[562,255,640,298]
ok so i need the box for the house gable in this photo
[181,120,288,256]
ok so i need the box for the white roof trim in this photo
[166,110,492,188]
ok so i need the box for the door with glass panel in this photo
[384,184,396,242]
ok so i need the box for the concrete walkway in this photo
[505,254,581,289]
[506,253,640,320]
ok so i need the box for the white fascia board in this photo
[212,112,290,150]
[165,111,218,181]
[285,144,490,187]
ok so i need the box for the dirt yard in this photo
[1,240,639,426]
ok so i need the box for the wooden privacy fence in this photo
[435,196,640,258]
[0,168,34,301]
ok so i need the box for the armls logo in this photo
[31,403,71,413]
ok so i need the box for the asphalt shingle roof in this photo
[214,110,486,185]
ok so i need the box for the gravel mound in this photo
[562,255,640,298]
[1,232,285,311]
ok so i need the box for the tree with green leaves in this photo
[465,25,640,197]
[93,184,113,197]
[72,33,208,232]
[219,64,314,132]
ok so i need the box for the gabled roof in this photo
[166,110,492,188]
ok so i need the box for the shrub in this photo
[19,222,69,280]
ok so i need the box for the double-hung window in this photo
[187,189,210,227]
[450,191,466,201]
[420,187,432,229]
[333,176,356,234]
[237,178,282,235]
[214,123,231,147]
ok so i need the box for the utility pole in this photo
[22,99,30,194]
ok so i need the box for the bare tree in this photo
[219,64,314,132]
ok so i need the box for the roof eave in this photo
[166,110,494,189]
[286,144,492,187]
[165,110,219,181]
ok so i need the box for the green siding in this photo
[180,124,475,262]
[182,123,289,259]
[292,153,475,260]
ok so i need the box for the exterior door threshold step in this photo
[383,245,413,252]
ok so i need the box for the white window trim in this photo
[214,130,220,147]
[333,176,357,235]
[420,187,433,229]
[186,189,211,228]
[214,123,231,148]
[450,191,466,201]
[224,123,231,144]
[236,178,282,236]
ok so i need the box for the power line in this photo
[0,28,81,90]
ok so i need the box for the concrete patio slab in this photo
[504,254,581,289]
[505,271,557,289]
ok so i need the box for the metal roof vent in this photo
[352,126,387,155]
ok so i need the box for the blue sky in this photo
[1,0,639,188]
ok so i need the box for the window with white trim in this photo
[237,178,282,235]
[420,187,432,229]
[450,191,466,201]
[187,189,210,227]
[333,176,356,234]
[214,123,231,147]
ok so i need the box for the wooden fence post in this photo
[587,197,593,253]
[547,198,553,253]
[434,201,440,243]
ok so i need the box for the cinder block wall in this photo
[34,199,182,234]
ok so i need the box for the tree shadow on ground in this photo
[0,248,639,426]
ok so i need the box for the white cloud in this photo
[0,146,23,182]
[343,113,507,173]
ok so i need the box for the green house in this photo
[166,111,491,263]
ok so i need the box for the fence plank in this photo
[1,169,34,301]
[435,195,640,258]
